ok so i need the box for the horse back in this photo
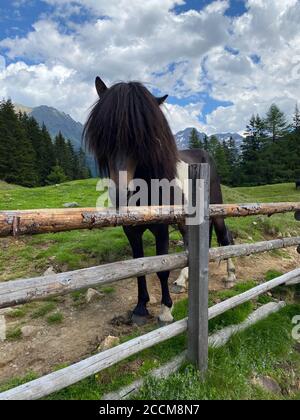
[178,149,223,205]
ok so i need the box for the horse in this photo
[84,77,236,326]
[296,180,300,190]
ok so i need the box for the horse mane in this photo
[83,81,179,180]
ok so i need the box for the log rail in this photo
[1,203,300,237]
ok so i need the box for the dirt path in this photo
[0,248,299,384]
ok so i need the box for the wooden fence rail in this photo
[1,203,300,237]
[1,236,300,310]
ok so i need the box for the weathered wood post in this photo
[187,163,210,373]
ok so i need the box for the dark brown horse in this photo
[84,78,236,325]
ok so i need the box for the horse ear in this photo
[156,94,168,105]
[95,77,108,97]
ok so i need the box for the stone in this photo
[98,336,120,352]
[21,326,38,338]
[43,266,56,276]
[251,375,282,395]
[63,202,80,208]
[86,288,104,304]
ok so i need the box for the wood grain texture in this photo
[1,202,300,237]
[187,164,210,372]
[0,253,187,309]
[1,237,300,310]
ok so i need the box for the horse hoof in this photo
[223,278,236,289]
[131,314,150,326]
[171,284,186,294]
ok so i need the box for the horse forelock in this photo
[83,81,179,180]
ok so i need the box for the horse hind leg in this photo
[213,217,237,288]
[172,223,189,294]
[172,266,189,294]
[172,221,214,294]
[226,258,237,288]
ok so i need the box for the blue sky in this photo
[0,0,299,134]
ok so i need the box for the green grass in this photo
[101,286,116,295]
[46,312,64,325]
[6,327,22,341]
[31,302,56,319]
[0,179,101,210]
[135,305,300,400]
[6,309,26,319]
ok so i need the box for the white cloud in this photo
[163,102,205,133]
[1,0,300,133]
[0,60,95,122]
[0,55,5,71]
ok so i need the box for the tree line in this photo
[0,99,91,187]
[189,104,300,187]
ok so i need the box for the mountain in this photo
[175,127,244,150]
[14,104,98,176]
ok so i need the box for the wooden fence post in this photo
[187,163,210,373]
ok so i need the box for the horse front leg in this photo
[150,225,174,325]
[123,226,150,325]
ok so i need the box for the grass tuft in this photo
[46,312,64,325]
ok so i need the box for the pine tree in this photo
[203,134,209,151]
[214,141,230,185]
[40,124,56,184]
[0,100,38,187]
[293,103,300,133]
[265,104,290,142]
[46,165,68,185]
[188,128,202,149]
[241,115,264,185]
[207,135,219,159]
[77,148,91,179]
[227,136,239,167]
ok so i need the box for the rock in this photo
[43,266,56,276]
[251,375,282,395]
[86,288,104,304]
[63,202,80,208]
[98,336,120,352]
[21,326,38,338]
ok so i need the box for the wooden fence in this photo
[0,163,300,400]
